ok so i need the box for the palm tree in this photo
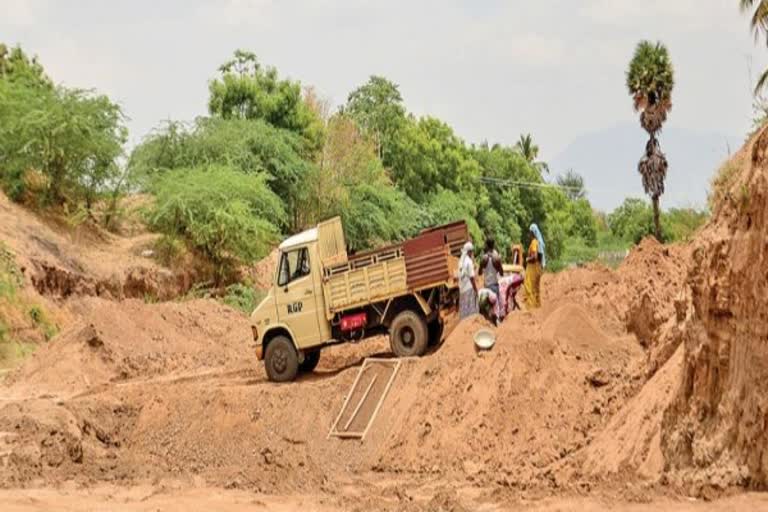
[626,41,674,240]
[740,0,768,92]
[515,133,549,174]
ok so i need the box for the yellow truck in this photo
[250,217,469,381]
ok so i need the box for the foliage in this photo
[709,161,740,212]
[0,43,51,89]
[740,1,768,92]
[471,143,545,252]
[388,116,482,203]
[607,197,707,244]
[664,207,708,241]
[626,41,675,120]
[28,305,57,341]
[0,78,127,206]
[301,113,388,227]
[222,282,266,314]
[343,75,407,163]
[129,118,311,230]
[426,189,483,244]
[153,235,187,268]
[514,134,549,174]
[556,169,586,200]
[341,183,425,251]
[608,198,656,243]
[208,50,323,154]
[147,165,284,280]
[0,243,22,298]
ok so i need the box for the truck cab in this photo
[250,227,331,381]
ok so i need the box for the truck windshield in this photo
[277,247,310,286]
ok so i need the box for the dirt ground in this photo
[3,129,768,510]
[3,485,768,512]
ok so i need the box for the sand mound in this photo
[541,304,612,352]
[371,304,643,489]
[5,297,251,398]
[541,238,690,376]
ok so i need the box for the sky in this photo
[3,0,768,207]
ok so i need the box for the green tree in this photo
[514,133,549,174]
[626,40,674,240]
[387,116,481,203]
[664,207,708,241]
[208,50,323,153]
[556,169,586,200]
[608,198,656,243]
[426,188,483,244]
[0,43,51,89]
[340,183,425,251]
[0,80,126,206]
[472,143,547,250]
[303,113,388,227]
[344,75,407,163]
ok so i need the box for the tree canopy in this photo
[0,61,126,207]
[208,50,324,154]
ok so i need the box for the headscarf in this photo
[529,223,546,268]
[459,241,474,278]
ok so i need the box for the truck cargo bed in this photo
[320,221,468,316]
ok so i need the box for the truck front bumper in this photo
[251,325,263,360]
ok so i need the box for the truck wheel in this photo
[428,319,444,346]
[299,349,321,373]
[264,336,299,382]
[390,310,428,357]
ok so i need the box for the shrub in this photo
[222,283,266,314]
[147,165,285,280]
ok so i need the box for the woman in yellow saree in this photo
[524,223,545,309]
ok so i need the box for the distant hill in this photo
[550,122,743,212]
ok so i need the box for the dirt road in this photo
[3,485,768,511]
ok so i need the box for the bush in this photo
[129,118,311,231]
[147,165,285,280]
[222,283,266,314]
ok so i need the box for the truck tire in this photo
[299,349,321,373]
[264,336,299,382]
[390,310,428,357]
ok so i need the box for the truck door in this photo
[275,246,322,348]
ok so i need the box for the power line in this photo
[478,176,583,192]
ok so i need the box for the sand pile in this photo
[659,126,768,493]
[542,239,690,376]
[372,305,644,489]
[4,297,251,398]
